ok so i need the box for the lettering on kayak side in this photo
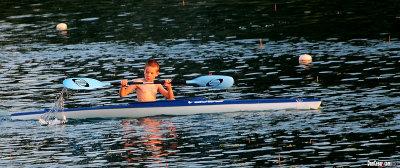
[187,100,224,104]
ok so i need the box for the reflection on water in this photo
[1,0,400,167]
[120,118,178,164]
[1,112,399,167]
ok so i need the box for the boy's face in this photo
[144,66,159,82]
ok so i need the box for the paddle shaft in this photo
[111,80,187,86]
[63,75,234,89]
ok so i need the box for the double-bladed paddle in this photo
[63,75,234,90]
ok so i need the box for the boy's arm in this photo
[159,79,175,100]
[120,80,137,97]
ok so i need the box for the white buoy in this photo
[299,54,312,64]
[56,23,68,31]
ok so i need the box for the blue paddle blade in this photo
[187,75,234,88]
[63,78,111,90]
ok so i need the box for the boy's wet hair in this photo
[145,59,160,70]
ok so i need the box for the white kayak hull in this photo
[10,98,322,120]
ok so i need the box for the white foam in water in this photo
[39,88,68,126]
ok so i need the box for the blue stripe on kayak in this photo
[11,109,52,116]
[10,98,321,117]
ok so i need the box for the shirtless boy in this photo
[120,59,175,102]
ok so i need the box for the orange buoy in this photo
[56,23,68,31]
[299,54,312,64]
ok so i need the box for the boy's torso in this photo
[135,79,159,102]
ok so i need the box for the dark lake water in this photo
[1,0,400,167]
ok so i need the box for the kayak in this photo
[10,97,321,120]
